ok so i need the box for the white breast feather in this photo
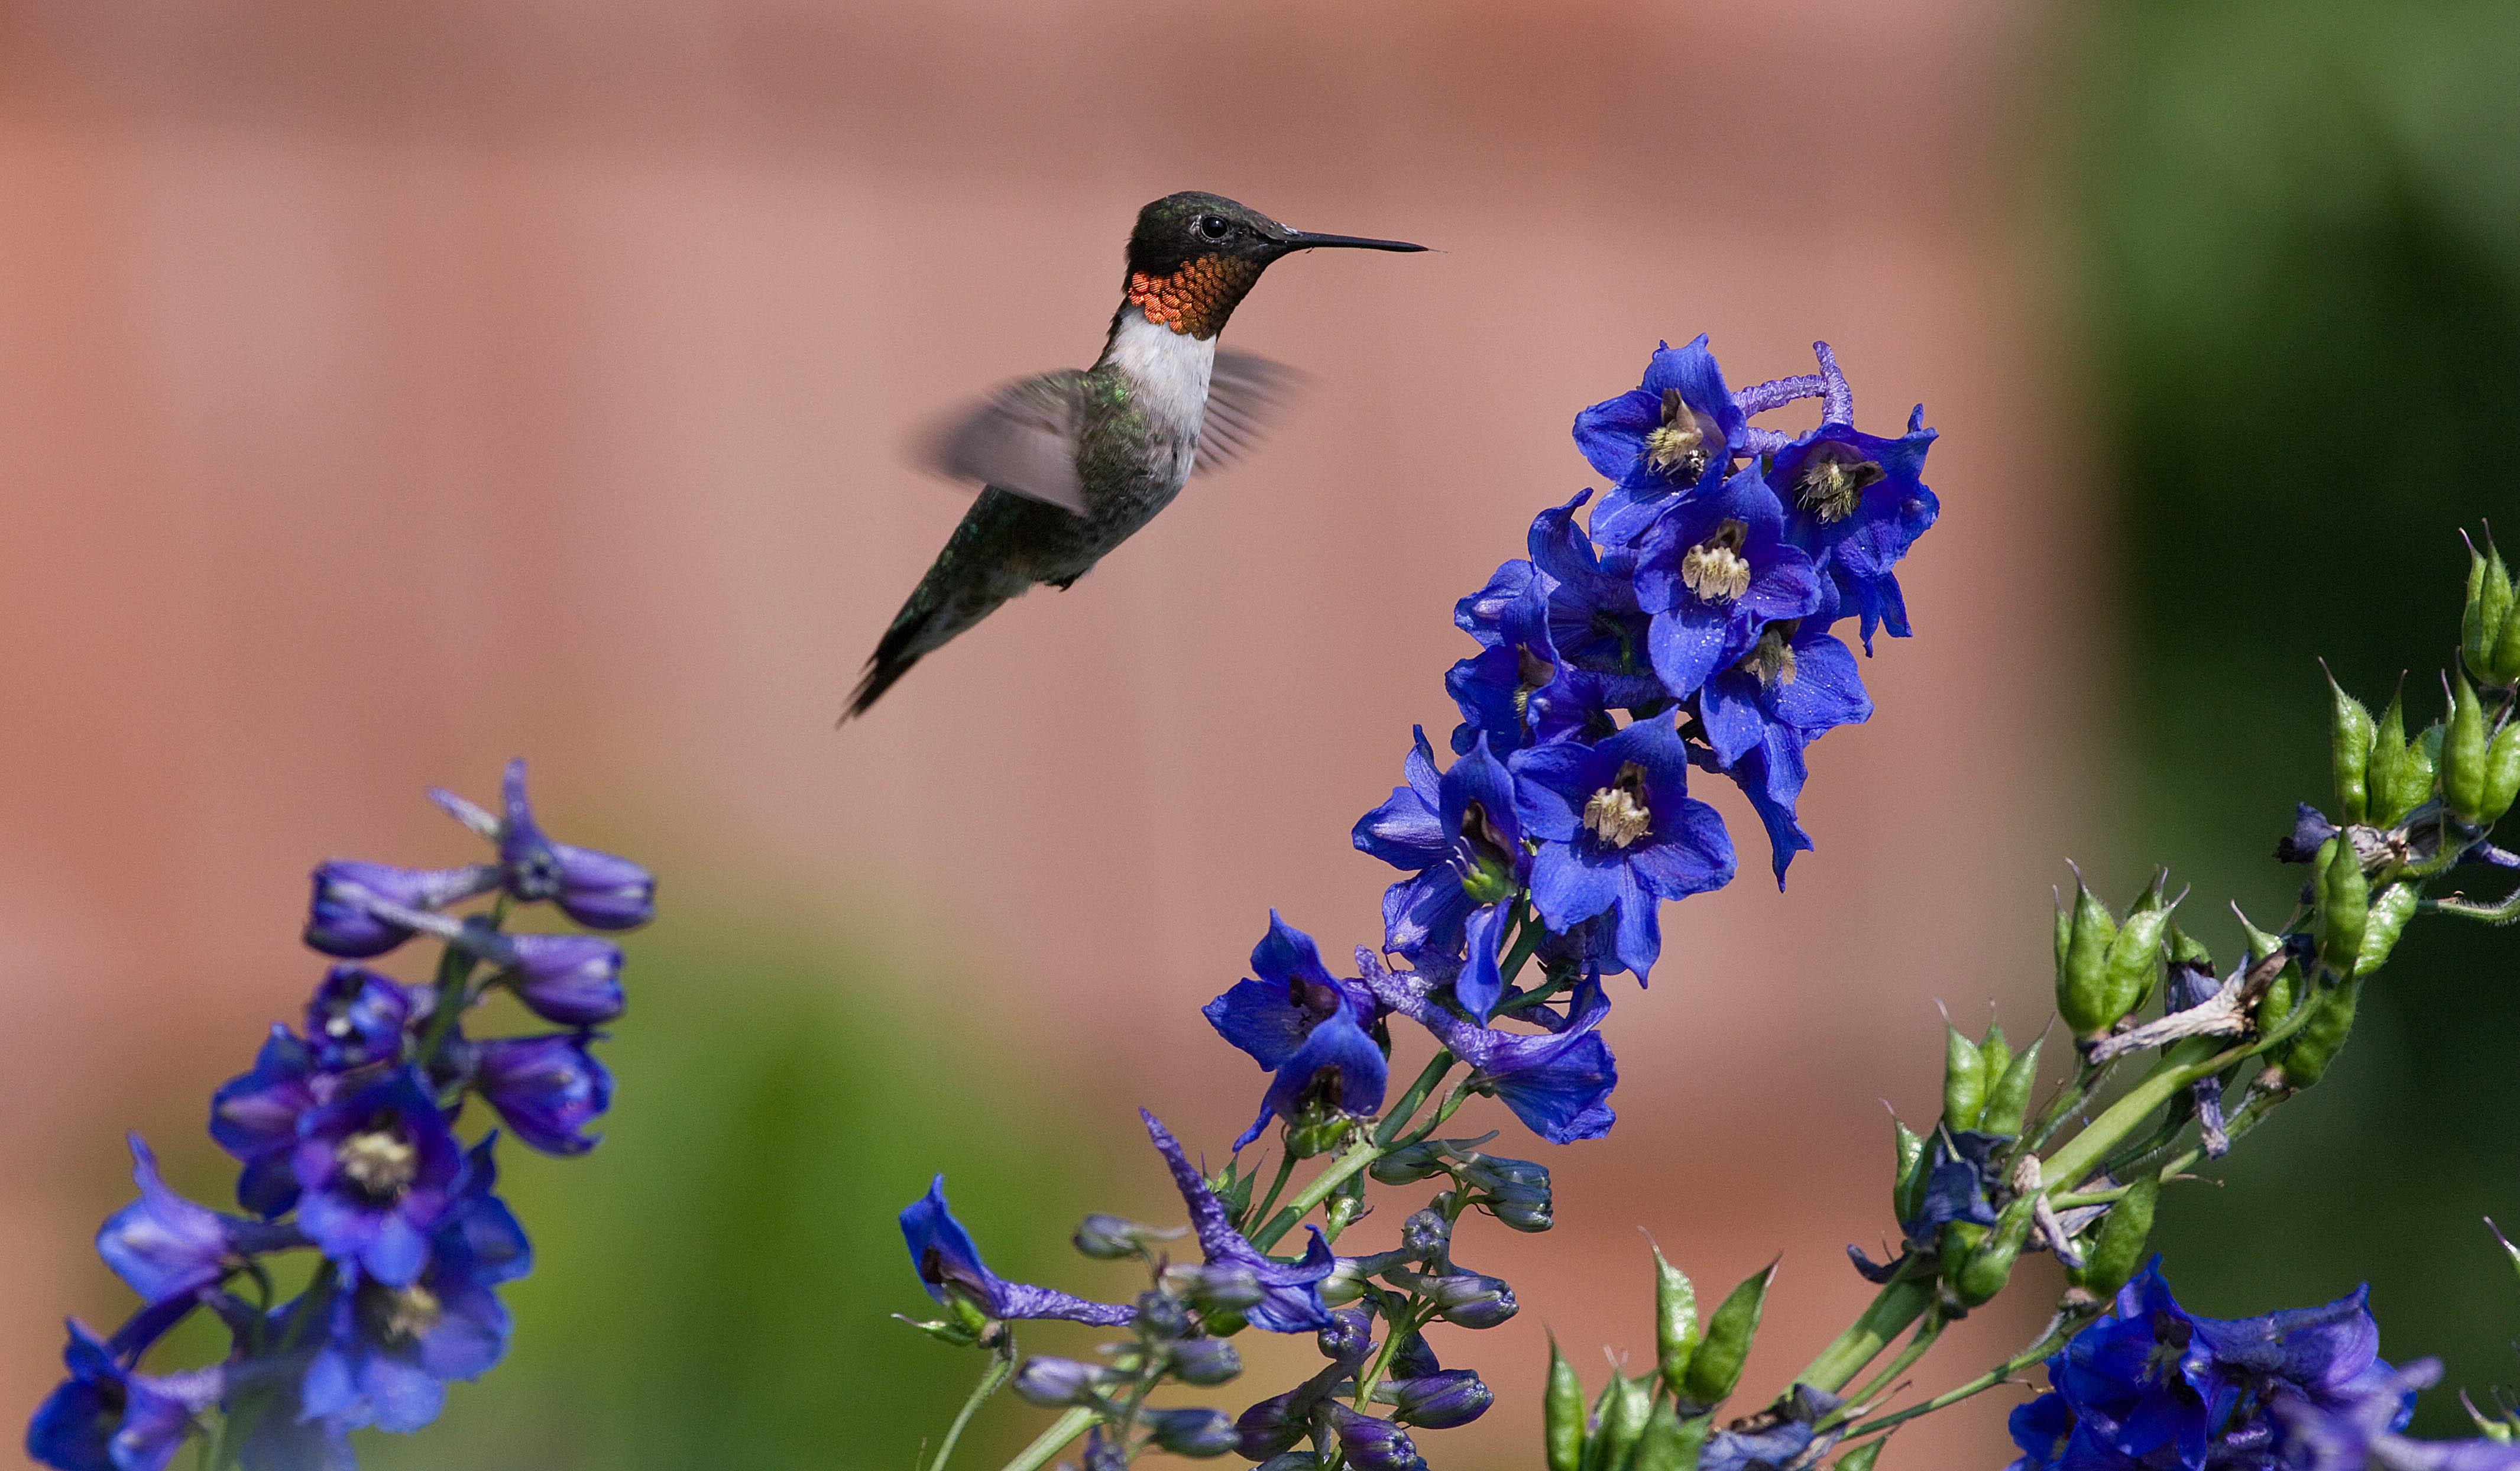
[1108,312,1217,458]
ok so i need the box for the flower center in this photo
[1792,442,1886,523]
[1582,762,1653,848]
[1643,389,1716,483]
[1679,519,1753,603]
[1455,799,1518,905]
[1735,624,1799,688]
[1513,644,1556,721]
[382,1283,442,1343]
[336,1127,417,1199]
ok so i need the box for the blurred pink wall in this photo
[0,0,2103,1463]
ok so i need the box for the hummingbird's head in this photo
[1120,192,1423,339]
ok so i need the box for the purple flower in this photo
[210,1028,331,1218]
[899,1178,1136,1327]
[1353,731,1530,1020]
[1700,1385,1843,1471]
[303,863,497,961]
[303,965,415,1071]
[1771,407,1938,652]
[1141,1112,1336,1333]
[25,1321,221,1471]
[1385,1370,1493,1430]
[1633,465,1823,699]
[445,759,655,929]
[1322,1401,1428,1471]
[1703,734,1817,887]
[2273,1360,2520,1471]
[1511,715,1734,980]
[96,1138,300,1308]
[1201,913,1389,1152]
[1573,337,1749,547]
[488,932,626,1025]
[299,1139,529,1437]
[1378,964,1619,1143]
[467,1033,614,1156]
[290,1069,465,1289]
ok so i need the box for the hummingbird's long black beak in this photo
[1277,229,1426,254]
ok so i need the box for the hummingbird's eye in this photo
[1197,215,1230,242]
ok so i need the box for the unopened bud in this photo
[1324,1404,1425,1471]
[1169,1336,1242,1386]
[1073,1213,1183,1261]
[2447,668,2493,825]
[1164,1263,1264,1312]
[2327,665,2376,824]
[2464,532,2520,688]
[1013,1356,1112,1408]
[1144,1407,1238,1458]
[2056,871,2122,1038]
[1316,1308,1373,1363]
[1384,1369,1494,1429]
[1401,1208,1452,1261]
[1235,1391,1306,1462]
[1404,1269,1517,1329]
[1135,1289,1191,1340]
[1371,1140,1449,1185]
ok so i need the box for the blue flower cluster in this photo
[27,762,651,1471]
[2009,1262,2520,1471]
[896,337,1939,1470]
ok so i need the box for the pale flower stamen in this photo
[1679,519,1753,603]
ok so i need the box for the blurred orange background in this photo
[0,1,2107,1465]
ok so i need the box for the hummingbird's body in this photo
[846,192,1422,720]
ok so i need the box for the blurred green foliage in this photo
[332,904,1126,1470]
[2077,0,2520,1432]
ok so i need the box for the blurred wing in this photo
[918,372,1090,515]
[1194,351,1307,477]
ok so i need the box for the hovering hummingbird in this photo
[844,191,1424,721]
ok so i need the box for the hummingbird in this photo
[844,191,1424,720]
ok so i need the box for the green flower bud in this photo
[2355,883,2421,976]
[2100,902,2176,1033]
[2066,1172,2158,1298]
[1680,1261,1775,1409]
[2447,668,2493,825]
[2327,665,2376,824]
[1545,1337,1585,1471]
[1207,1162,1255,1227]
[1952,1204,2032,1308]
[2278,975,2364,1090]
[1835,1437,1890,1471]
[2315,837,2369,977]
[1582,1372,1650,1471]
[1942,1022,1986,1132]
[1371,1140,1452,1185]
[1323,1169,1367,1237]
[2485,724,2520,826]
[1981,1037,2044,1139]
[1627,1402,1709,1471]
[2464,533,2520,688]
[1652,1247,1699,1398]
[1891,1119,1929,1227]
[2369,687,2438,828]
[2057,872,2121,1038]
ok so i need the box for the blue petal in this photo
[1456,904,1509,1022]
[1204,979,1313,1074]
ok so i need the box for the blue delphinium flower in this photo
[478,759,657,930]
[1201,913,1389,1152]
[210,1028,329,1218]
[1353,731,1530,1020]
[464,1033,614,1156]
[304,863,498,960]
[25,1321,222,1471]
[2271,1359,2520,1471]
[1364,958,1618,1143]
[96,1138,302,1309]
[2007,1261,2402,1471]
[1700,1385,1844,1471]
[299,1139,530,1437]
[1573,336,1747,547]
[1445,578,1594,757]
[1510,714,1733,980]
[290,1069,467,1289]
[304,966,415,1071]
[1770,404,1939,652]
[1632,464,1823,700]
[899,1178,1136,1327]
[1141,1112,1336,1333]
[484,932,626,1025]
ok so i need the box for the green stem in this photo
[930,1347,1015,1471]
[2024,1055,2116,1155]
[1251,1133,1386,1253]
[1374,1052,1457,1147]
[1841,1312,2090,1441]
[1395,1082,1473,1148]
[998,1408,1099,1471]
[1796,1268,1938,1394]
[1829,1310,1947,1425]
[1497,909,1546,986]
[1246,1150,1300,1236]
[1353,1302,1430,1411]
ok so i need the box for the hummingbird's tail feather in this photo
[840,556,1021,724]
